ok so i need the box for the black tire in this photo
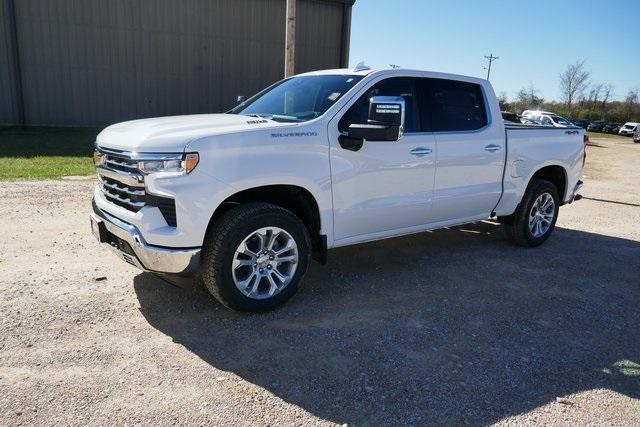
[200,202,311,312]
[504,179,560,247]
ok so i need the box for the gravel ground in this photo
[1,136,639,425]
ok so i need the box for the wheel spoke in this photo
[233,258,255,269]
[276,254,296,264]
[266,273,280,296]
[247,275,261,297]
[266,229,280,251]
[255,231,267,252]
[275,240,294,255]
[240,239,258,257]
[237,270,258,292]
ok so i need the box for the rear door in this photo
[419,78,505,223]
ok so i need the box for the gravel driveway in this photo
[1,136,639,425]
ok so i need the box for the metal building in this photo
[0,0,355,126]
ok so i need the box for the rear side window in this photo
[418,79,488,132]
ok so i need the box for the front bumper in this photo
[91,199,200,276]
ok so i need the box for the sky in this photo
[348,0,640,102]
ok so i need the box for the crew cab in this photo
[90,66,585,312]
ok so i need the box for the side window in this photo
[339,78,419,134]
[423,79,488,132]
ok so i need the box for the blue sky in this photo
[349,0,639,102]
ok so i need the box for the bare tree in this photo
[600,84,614,119]
[559,61,590,107]
[624,89,639,119]
[588,83,603,108]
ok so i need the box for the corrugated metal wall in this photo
[1,0,352,126]
[0,0,20,123]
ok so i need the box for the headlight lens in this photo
[138,153,199,175]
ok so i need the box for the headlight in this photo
[93,150,105,167]
[138,153,199,175]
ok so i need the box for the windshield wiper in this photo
[244,113,273,120]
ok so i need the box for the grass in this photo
[587,131,633,141]
[0,126,99,180]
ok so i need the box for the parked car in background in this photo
[634,127,640,142]
[603,123,622,134]
[571,119,591,129]
[501,111,521,123]
[520,117,542,125]
[619,122,639,136]
[522,110,554,117]
[587,120,606,132]
[525,113,574,128]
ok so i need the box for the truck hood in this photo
[96,114,287,152]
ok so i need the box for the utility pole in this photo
[484,53,499,81]
[284,0,296,77]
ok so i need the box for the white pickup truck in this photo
[90,66,585,312]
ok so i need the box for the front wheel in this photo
[200,202,311,312]
[504,179,560,247]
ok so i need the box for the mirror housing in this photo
[348,96,405,142]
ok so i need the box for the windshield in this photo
[550,115,572,125]
[231,75,364,122]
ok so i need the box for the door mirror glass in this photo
[346,96,405,142]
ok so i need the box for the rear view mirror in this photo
[347,96,405,142]
[368,96,405,128]
[236,95,247,104]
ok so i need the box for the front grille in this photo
[96,148,177,227]
[98,175,146,212]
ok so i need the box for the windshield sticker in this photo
[271,131,318,138]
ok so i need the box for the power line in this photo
[484,53,499,81]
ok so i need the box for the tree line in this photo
[498,61,640,123]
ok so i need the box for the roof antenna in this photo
[352,61,371,72]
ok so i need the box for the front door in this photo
[328,77,437,242]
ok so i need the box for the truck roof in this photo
[296,67,488,86]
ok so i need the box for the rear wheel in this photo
[201,202,311,312]
[504,179,560,247]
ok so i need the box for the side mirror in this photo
[348,96,405,142]
[236,95,247,104]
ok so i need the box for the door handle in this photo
[484,144,501,152]
[410,147,432,156]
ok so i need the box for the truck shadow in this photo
[134,222,640,425]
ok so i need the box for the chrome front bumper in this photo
[91,199,200,276]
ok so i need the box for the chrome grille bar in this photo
[98,176,145,196]
[96,149,146,212]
